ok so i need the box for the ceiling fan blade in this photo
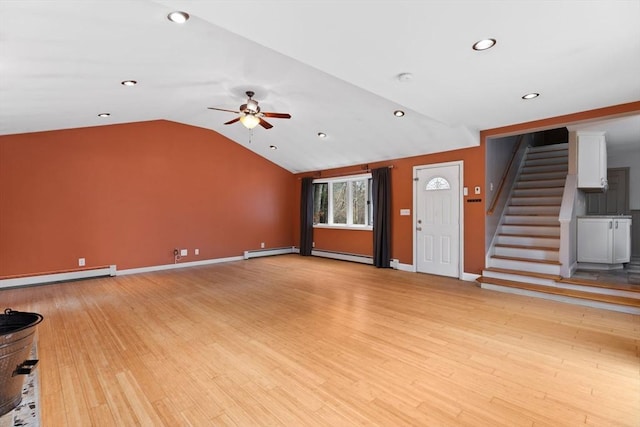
[259,118,273,129]
[262,112,291,119]
[208,107,240,113]
[224,117,241,125]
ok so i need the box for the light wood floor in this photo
[2,255,639,426]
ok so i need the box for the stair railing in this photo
[487,134,527,215]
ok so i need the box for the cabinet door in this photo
[577,133,607,189]
[612,219,631,263]
[577,218,612,263]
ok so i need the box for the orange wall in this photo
[293,144,486,274]
[0,120,295,276]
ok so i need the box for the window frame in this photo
[313,173,373,230]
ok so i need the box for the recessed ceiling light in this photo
[167,11,189,23]
[393,110,405,117]
[317,132,327,138]
[121,80,137,86]
[269,145,278,150]
[472,38,497,51]
[97,113,111,118]
[522,92,540,100]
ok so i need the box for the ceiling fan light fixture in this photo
[167,11,189,23]
[522,92,540,100]
[240,114,260,129]
[472,38,496,51]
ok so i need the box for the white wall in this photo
[484,134,529,252]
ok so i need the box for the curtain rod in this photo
[299,165,394,180]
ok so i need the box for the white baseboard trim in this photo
[312,250,373,265]
[462,272,481,282]
[116,256,243,276]
[0,265,116,289]
[396,262,414,272]
[244,247,296,259]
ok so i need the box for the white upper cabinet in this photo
[577,131,607,190]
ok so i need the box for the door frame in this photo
[412,161,464,279]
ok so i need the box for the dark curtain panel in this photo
[372,167,391,268]
[300,177,314,256]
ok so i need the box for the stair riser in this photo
[489,258,561,275]
[521,165,568,174]
[500,225,560,236]
[507,206,560,215]
[481,270,558,287]
[479,284,640,315]
[494,246,559,261]
[497,235,560,247]
[511,196,562,205]
[524,157,568,166]
[519,171,568,181]
[513,188,564,197]
[516,179,566,188]
[503,215,559,224]
[526,150,568,160]
[528,143,568,154]
[553,283,640,299]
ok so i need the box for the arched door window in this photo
[425,176,450,191]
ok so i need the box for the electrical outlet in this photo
[180,249,188,256]
[260,242,265,249]
[78,258,85,267]
[195,249,199,255]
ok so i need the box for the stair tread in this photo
[557,277,640,294]
[511,196,562,200]
[477,277,640,307]
[515,185,565,189]
[503,223,560,227]
[495,243,559,251]
[491,255,561,265]
[498,233,559,239]
[509,203,561,208]
[483,267,561,281]
[505,213,559,217]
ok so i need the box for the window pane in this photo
[426,177,450,190]
[332,182,347,224]
[313,183,328,224]
[351,180,366,225]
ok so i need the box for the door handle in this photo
[615,221,618,229]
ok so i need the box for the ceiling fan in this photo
[208,91,291,130]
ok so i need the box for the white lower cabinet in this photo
[577,217,631,264]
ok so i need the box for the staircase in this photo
[478,143,640,314]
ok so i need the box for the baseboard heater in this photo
[311,249,373,265]
[244,246,296,260]
[0,265,116,289]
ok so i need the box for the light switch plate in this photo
[463,187,468,196]
[180,249,188,256]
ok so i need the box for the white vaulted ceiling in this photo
[1,0,639,172]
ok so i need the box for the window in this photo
[425,176,450,190]
[313,174,372,229]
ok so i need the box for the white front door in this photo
[415,163,461,278]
